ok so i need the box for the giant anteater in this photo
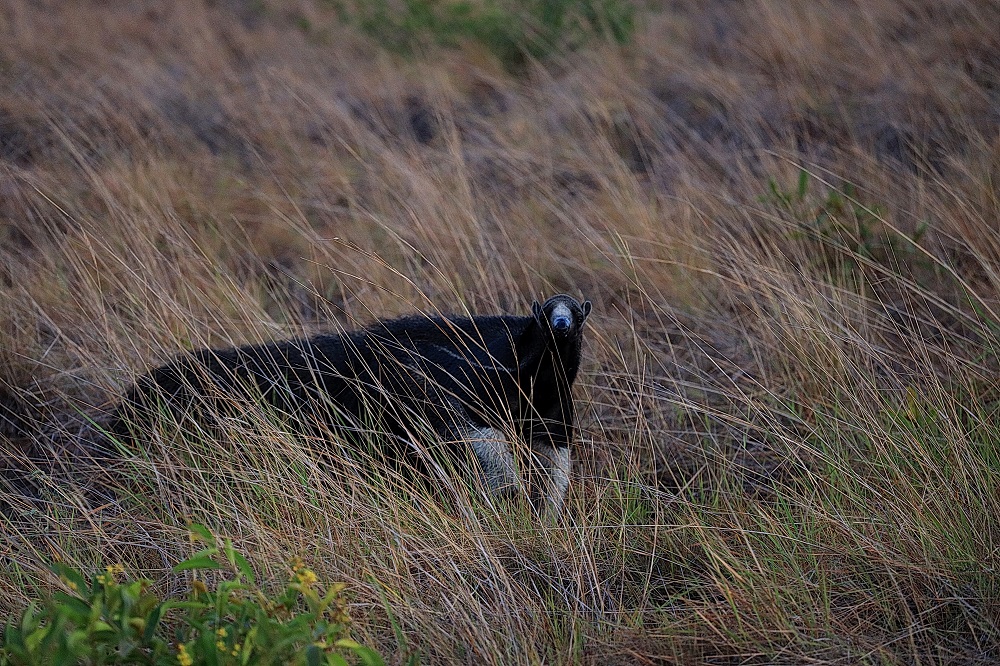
[109,294,591,517]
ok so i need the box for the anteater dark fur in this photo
[109,294,591,516]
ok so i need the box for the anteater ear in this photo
[532,300,543,321]
[582,300,593,320]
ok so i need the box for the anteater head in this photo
[532,294,592,342]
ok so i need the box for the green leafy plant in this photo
[761,169,889,255]
[760,168,931,278]
[333,0,636,73]
[1,525,387,666]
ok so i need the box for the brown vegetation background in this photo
[2,0,999,663]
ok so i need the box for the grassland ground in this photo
[1,0,999,663]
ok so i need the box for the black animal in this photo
[109,294,591,516]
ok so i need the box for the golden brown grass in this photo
[2,0,999,663]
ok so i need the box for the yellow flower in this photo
[176,643,193,666]
[216,640,226,651]
[216,627,227,638]
[296,568,318,587]
[97,564,125,586]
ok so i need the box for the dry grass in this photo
[2,0,1000,663]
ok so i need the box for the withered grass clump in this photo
[2,1,999,663]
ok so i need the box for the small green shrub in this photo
[759,168,931,281]
[333,0,636,73]
[0,525,387,666]
[761,168,890,255]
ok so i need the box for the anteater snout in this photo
[552,314,572,331]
